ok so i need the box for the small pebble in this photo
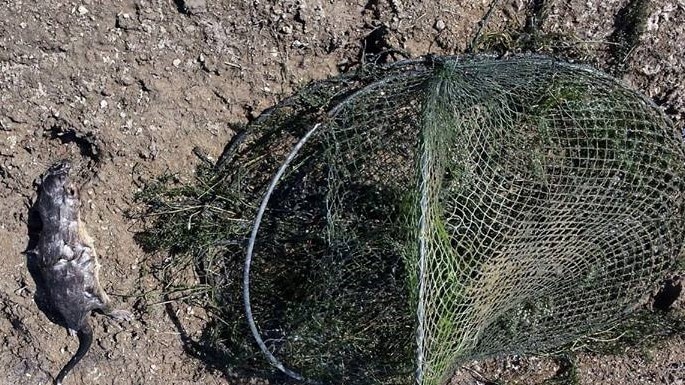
[116,13,137,30]
[435,19,446,31]
[78,5,89,15]
[119,75,135,86]
[172,58,181,67]
[179,0,207,14]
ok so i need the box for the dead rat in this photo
[33,160,131,385]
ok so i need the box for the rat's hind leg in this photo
[87,288,132,322]
[98,298,133,322]
[106,308,133,322]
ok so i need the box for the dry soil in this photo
[1,1,684,385]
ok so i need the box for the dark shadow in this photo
[48,123,102,164]
[550,354,579,384]
[609,0,649,75]
[162,301,228,374]
[216,124,249,170]
[360,26,399,65]
[162,301,295,385]
[338,24,410,72]
[363,0,381,19]
[172,0,187,14]
[525,0,548,34]
[653,278,682,311]
[171,0,206,15]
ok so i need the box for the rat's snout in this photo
[47,160,72,177]
[37,160,81,224]
[41,160,73,196]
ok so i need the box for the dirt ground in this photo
[1,0,684,385]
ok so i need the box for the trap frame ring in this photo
[242,66,429,383]
[243,121,324,385]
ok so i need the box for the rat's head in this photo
[38,160,81,216]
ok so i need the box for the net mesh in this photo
[137,55,685,385]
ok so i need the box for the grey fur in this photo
[35,160,131,385]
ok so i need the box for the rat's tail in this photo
[54,322,93,385]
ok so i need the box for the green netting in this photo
[137,55,685,385]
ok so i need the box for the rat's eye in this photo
[67,187,77,196]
